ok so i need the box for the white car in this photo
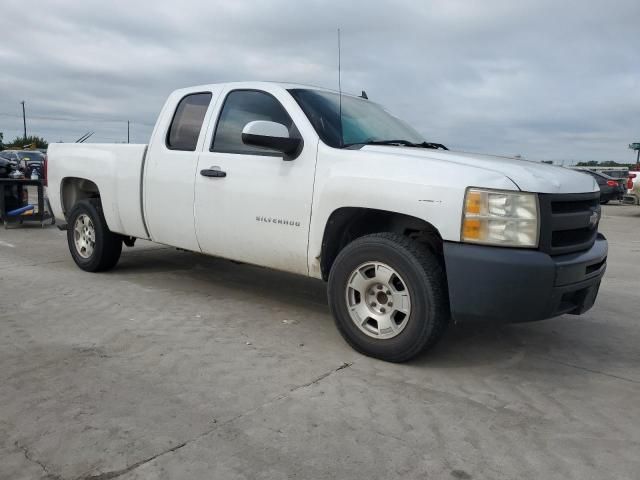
[46,82,608,362]
[627,171,640,204]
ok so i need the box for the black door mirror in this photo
[241,121,302,159]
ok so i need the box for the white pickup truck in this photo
[47,81,608,362]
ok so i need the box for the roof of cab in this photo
[172,81,355,97]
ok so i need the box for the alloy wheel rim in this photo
[345,261,411,339]
[73,214,96,259]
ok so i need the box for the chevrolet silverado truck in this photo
[46,82,608,362]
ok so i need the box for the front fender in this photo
[307,144,517,278]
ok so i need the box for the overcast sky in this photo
[1,0,638,163]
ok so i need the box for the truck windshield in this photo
[288,88,426,149]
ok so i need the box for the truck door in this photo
[194,87,317,275]
[144,90,218,251]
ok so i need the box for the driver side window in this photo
[211,90,299,156]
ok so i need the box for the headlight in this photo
[461,188,539,247]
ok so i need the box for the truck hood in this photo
[361,146,598,194]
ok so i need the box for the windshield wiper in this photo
[343,140,448,150]
[417,141,448,150]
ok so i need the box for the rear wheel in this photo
[328,233,449,362]
[67,200,122,272]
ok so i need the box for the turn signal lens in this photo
[462,218,482,240]
[465,191,482,214]
[461,188,539,247]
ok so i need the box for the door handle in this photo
[200,167,226,178]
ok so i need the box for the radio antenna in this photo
[337,28,344,147]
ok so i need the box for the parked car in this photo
[628,171,639,191]
[624,171,640,205]
[47,81,608,362]
[0,150,45,178]
[579,170,626,204]
[633,176,640,202]
[599,168,629,179]
[17,151,45,177]
[0,150,20,166]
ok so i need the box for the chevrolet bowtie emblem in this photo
[589,210,600,228]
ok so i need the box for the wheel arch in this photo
[60,177,101,218]
[320,207,444,280]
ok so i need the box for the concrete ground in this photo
[0,204,638,480]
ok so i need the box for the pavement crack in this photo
[74,441,188,480]
[539,356,640,384]
[87,362,352,478]
[289,362,352,391]
[208,362,353,430]
[15,362,354,480]
[15,441,64,480]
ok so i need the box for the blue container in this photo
[7,204,34,217]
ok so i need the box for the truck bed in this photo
[47,143,149,239]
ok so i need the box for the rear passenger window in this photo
[166,93,212,151]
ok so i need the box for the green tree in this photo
[9,135,48,149]
[575,160,634,168]
[0,131,4,150]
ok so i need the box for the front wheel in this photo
[328,233,449,362]
[66,200,122,272]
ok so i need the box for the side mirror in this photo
[241,121,302,158]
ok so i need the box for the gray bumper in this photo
[443,235,607,323]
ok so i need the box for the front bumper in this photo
[443,235,607,323]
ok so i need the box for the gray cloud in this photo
[1,0,638,163]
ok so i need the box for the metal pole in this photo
[127,120,130,144]
[20,101,27,142]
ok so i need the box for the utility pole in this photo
[127,120,130,144]
[20,101,27,143]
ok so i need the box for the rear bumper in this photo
[443,235,607,323]
[600,187,624,202]
[604,192,624,202]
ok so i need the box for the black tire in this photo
[328,233,449,362]
[600,199,609,205]
[66,199,122,272]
